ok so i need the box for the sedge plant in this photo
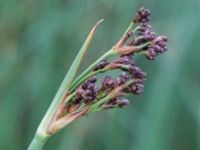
[28,7,168,150]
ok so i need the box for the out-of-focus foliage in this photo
[0,0,199,150]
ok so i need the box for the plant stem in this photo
[70,67,108,92]
[69,49,115,91]
[123,22,135,36]
[28,132,49,150]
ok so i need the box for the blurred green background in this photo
[0,0,199,150]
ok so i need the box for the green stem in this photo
[89,95,111,112]
[69,49,115,91]
[70,67,108,92]
[28,132,49,150]
[64,92,76,104]
[70,62,133,93]
[123,22,135,36]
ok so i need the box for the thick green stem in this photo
[28,132,49,150]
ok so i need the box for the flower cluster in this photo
[65,7,168,112]
[133,7,151,23]
[93,59,109,71]
[145,36,168,60]
[68,54,147,110]
[75,77,99,104]
[113,7,168,60]
[29,7,169,140]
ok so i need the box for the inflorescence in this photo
[66,7,168,111]
[48,7,168,134]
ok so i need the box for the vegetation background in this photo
[0,0,199,150]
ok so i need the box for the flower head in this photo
[48,7,169,135]
[65,7,168,112]
[76,77,99,104]
[112,7,168,60]
[133,7,151,23]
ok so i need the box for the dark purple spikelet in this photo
[76,77,99,104]
[145,36,168,60]
[118,99,130,108]
[129,79,144,95]
[133,7,151,23]
[137,23,152,35]
[134,29,157,46]
[93,59,110,71]
[72,97,82,105]
[87,76,97,83]
[102,76,117,91]
[128,66,147,80]
[117,72,130,86]
[115,55,135,65]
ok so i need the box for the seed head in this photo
[102,76,117,91]
[115,55,135,65]
[129,79,144,95]
[93,59,109,71]
[133,7,151,23]
[145,36,168,60]
[76,77,99,104]
[117,72,130,85]
[118,99,130,108]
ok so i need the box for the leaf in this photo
[48,107,89,134]
[37,19,104,135]
[64,18,104,88]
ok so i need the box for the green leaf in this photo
[36,19,104,136]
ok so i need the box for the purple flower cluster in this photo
[102,76,117,91]
[133,7,151,23]
[116,62,146,95]
[145,36,168,60]
[44,7,169,136]
[67,7,168,111]
[97,55,147,108]
[93,59,109,71]
[114,55,135,66]
[75,77,99,104]
[113,7,168,60]
[133,24,156,45]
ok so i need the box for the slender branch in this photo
[70,68,108,92]
[69,49,115,91]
